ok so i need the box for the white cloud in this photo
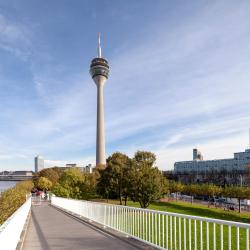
[0,14,31,59]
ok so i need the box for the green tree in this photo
[97,168,113,201]
[52,183,70,198]
[39,168,60,185]
[199,184,222,207]
[169,181,184,201]
[53,168,96,200]
[37,177,52,191]
[134,150,156,167]
[97,152,132,205]
[223,186,250,213]
[183,184,198,204]
[129,151,167,208]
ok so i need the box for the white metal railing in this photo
[0,197,31,250]
[51,196,250,250]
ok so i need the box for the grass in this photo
[94,199,250,249]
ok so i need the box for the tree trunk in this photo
[119,187,122,205]
[139,200,143,208]
[124,196,127,206]
[238,198,241,213]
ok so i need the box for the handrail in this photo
[82,198,250,228]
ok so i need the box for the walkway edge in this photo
[16,209,31,250]
[50,204,158,250]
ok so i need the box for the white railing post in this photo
[184,218,186,250]
[228,225,231,250]
[189,219,192,250]
[246,228,249,250]
[220,224,223,250]
[194,220,197,250]
[200,221,203,250]
[213,223,216,250]
[166,215,169,249]
[236,227,239,250]
[170,216,172,250]
[162,214,164,248]
[179,217,181,250]
[174,216,177,249]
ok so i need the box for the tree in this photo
[169,181,184,201]
[183,184,198,204]
[39,168,60,185]
[134,151,156,167]
[129,151,167,208]
[97,168,113,202]
[37,177,52,191]
[199,184,222,207]
[223,186,250,213]
[52,168,96,200]
[52,183,70,198]
[97,152,132,205]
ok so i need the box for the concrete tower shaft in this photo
[95,75,106,165]
[89,34,109,167]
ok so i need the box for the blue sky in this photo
[0,0,250,171]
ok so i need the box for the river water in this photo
[0,181,18,193]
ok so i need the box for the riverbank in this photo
[0,180,33,225]
[0,181,18,193]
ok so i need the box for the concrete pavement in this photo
[23,202,139,250]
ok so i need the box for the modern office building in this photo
[89,34,110,166]
[34,155,44,173]
[174,148,250,173]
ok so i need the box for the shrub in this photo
[0,180,33,225]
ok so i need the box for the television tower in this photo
[90,33,110,166]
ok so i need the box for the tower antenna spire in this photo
[98,32,102,58]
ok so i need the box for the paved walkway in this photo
[23,203,138,250]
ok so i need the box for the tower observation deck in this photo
[90,34,110,167]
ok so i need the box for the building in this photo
[66,163,77,168]
[65,163,92,174]
[82,164,92,174]
[89,33,110,166]
[193,148,203,160]
[174,148,250,174]
[34,155,44,173]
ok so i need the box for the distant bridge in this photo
[0,175,33,181]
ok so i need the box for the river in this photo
[0,181,18,193]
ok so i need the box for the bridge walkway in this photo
[23,202,139,250]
